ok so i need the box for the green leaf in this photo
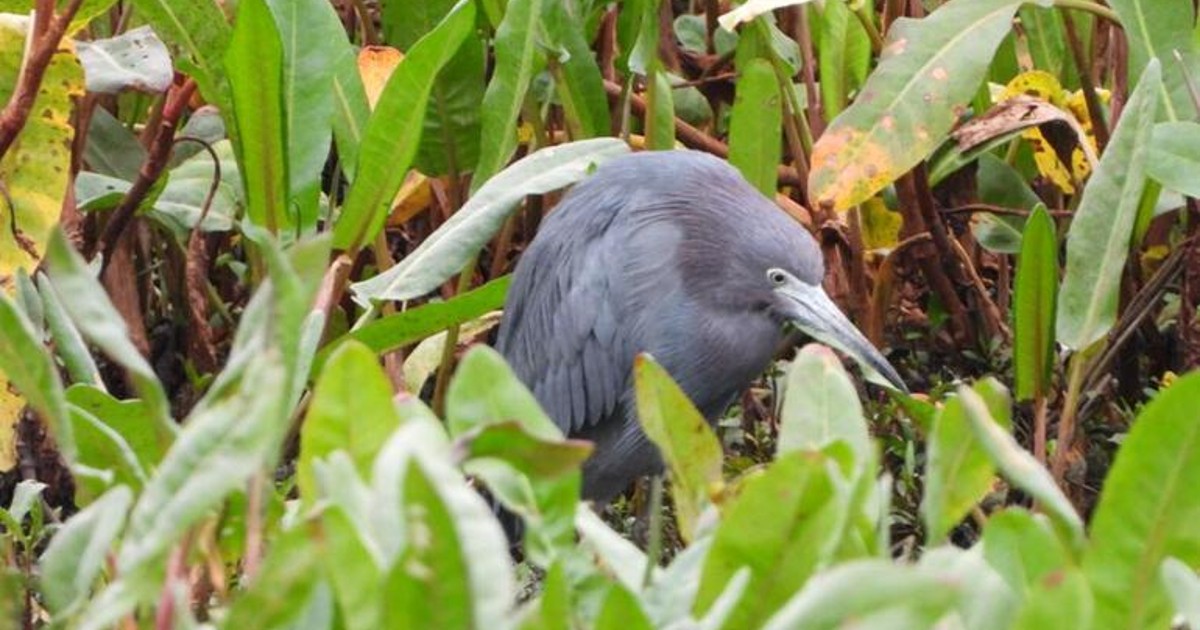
[265,0,346,230]
[82,108,144,180]
[225,0,288,233]
[1013,205,1058,401]
[331,46,370,183]
[350,138,628,303]
[1057,61,1161,351]
[809,0,1027,212]
[455,421,592,479]
[921,387,1003,543]
[75,26,172,94]
[1146,121,1200,198]
[816,0,870,118]
[777,344,870,461]
[333,0,476,252]
[958,381,1084,546]
[645,67,676,150]
[221,526,323,628]
[472,0,547,191]
[39,486,132,615]
[117,352,288,578]
[446,345,561,440]
[46,231,176,450]
[575,508,655,593]
[37,274,102,388]
[299,341,402,504]
[760,559,961,630]
[596,582,655,630]
[971,153,1042,254]
[982,509,1072,597]
[543,0,612,140]
[1161,557,1200,629]
[728,57,781,196]
[1011,568,1093,630]
[0,289,74,462]
[317,275,509,372]
[382,0,486,177]
[696,449,848,627]
[1082,371,1200,629]
[317,504,384,630]
[634,354,723,543]
[1106,0,1197,121]
[131,0,231,113]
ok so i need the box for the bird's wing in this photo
[497,202,633,436]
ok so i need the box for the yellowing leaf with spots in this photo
[998,70,1107,194]
[0,17,84,470]
[809,0,1030,213]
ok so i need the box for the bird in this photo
[496,150,906,504]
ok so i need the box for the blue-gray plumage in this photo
[497,150,905,503]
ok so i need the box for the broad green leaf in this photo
[958,380,1084,546]
[575,507,655,592]
[777,344,869,461]
[333,0,475,252]
[221,526,322,629]
[75,26,172,94]
[152,139,241,236]
[1011,568,1093,630]
[455,421,592,478]
[596,583,655,630]
[0,290,74,466]
[46,231,176,449]
[298,341,401,504]
[760,559,960,630]
[1106,0,1196,121]
[1013,205,1057,401]
[117,352,288,577]
[520,560,571,630]
[544,0,612,140]
[695,449,847,627]
[68,403,147,504]
[39,486,132,615]
[816,0,870,118]
[809,0,1027,212]
[446,346,577,564]
[82,108,145,180]
[982,509,1072,597]
[1146,121,1200,198]
[971,154,1042,253]
[645,67,676,150]
[385,455,516,628]
[331,46,369,182]
[921,391,1000,543]
[917,546,1018,630]
[728,57,781,196]
[1019,5,1068,80]
[382,0,485,177]
[37,274,102,388]
[316,504,384,630]
[226,0,288,233]
[266,0,345,230]
[350,138,628,303]
[1083,370,1200,629]
[472,0,547,191]
[317,275,509,372]
[1161,557,1200,628]
[131,0,231,111]
[634,354,723,543]
[1057,61,1160,350]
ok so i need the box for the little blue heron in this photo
[497,150,906,502]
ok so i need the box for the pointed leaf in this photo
[1013,205,1058,401]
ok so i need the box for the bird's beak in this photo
[776,280,909,394]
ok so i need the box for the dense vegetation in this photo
[1,0,1199,627]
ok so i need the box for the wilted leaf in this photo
[358,46,403,110]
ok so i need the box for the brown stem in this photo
[0,0,85,160]
[1033,394,1049,464]
[941,203,1073,218]
[93,80,198,266]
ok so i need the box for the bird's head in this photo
[764,266,909,394]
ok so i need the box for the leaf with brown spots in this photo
[0,18,84,471]
[809,0,1036,213]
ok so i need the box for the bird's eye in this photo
[767,268,787,286]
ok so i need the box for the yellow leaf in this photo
[0,17,83,471]
[357,45,403,110]
[858,197,903,252]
